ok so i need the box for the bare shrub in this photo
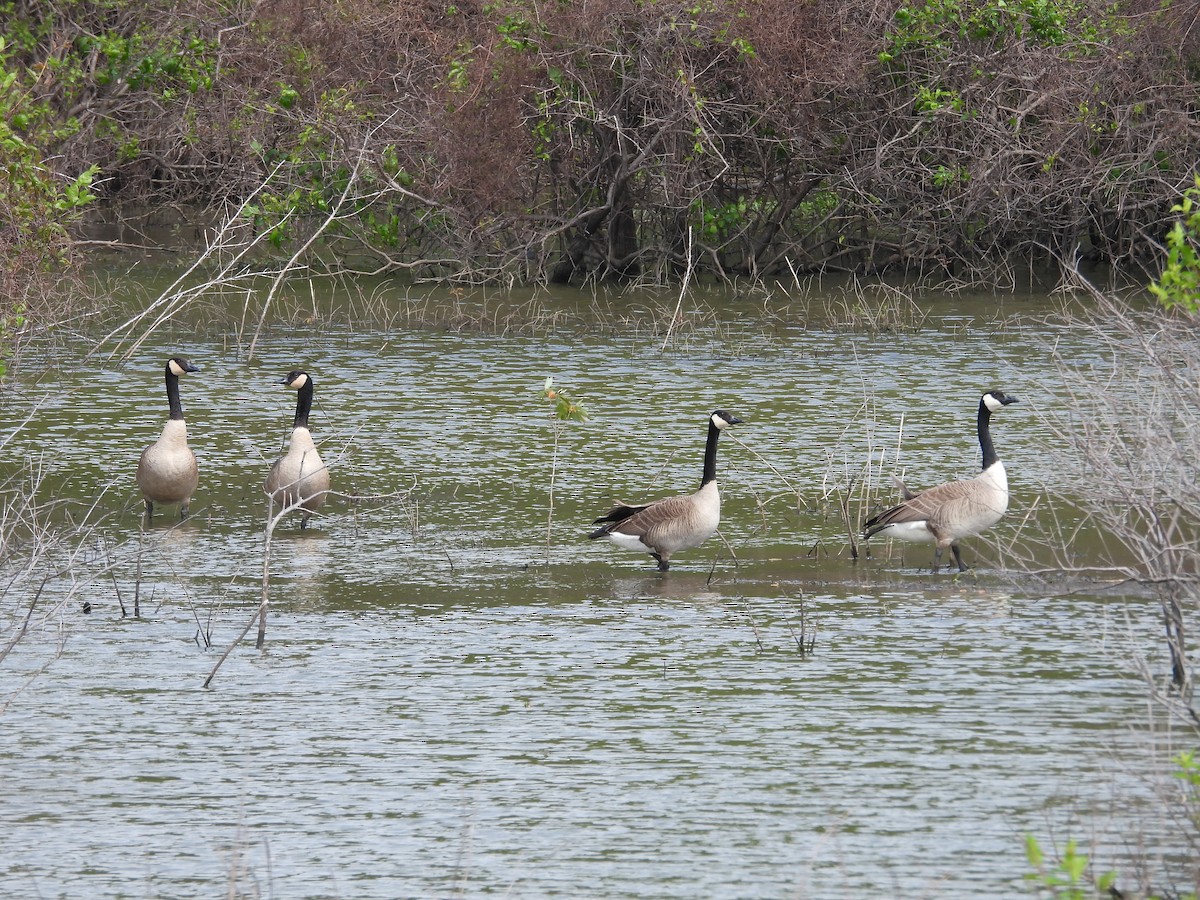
[0,446,131,709]
[1036,287,1199,721]
[8,0,1198,288]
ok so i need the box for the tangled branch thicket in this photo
[1042,291,1200,717]
[3,0,1200,296]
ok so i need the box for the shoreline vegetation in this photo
[3,0,1200,309]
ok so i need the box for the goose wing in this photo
[590,498,652,524]
[864,478,1005,539]
[589,494,693,541]
[865,487,941,537]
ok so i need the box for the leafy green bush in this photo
[1148,176,1200,315]
[1,40,98,244]
[1024,834,1117,899]
[0,304,23,379]
[1174,750,1200,831]
[541,377,587,559]
[0,34,98,331]
[880,0,1102,64]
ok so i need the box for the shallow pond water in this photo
[0,283,1185,897]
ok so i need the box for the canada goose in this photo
[589,409,743,571]
[863,389,1019,572]
[265,370,330,528]
[136,357,200,519]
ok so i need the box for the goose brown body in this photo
[863,390,1019,572]
[590,410,741,571]
[265,370,329,528]
[136,357,200,519]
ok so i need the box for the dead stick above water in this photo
[203,494,304,688]
[840,476,859,561]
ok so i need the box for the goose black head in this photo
[982,390,1018,411]
[280,371,310,390]
[167,357,199,377]
[711,409,744,430]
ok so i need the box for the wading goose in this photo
[265,370,330,529]
[137,357,201,519]
[863,389,1019,573]
[589,409,742,571]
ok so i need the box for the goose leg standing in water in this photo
[590,410,742,571]
[265,370,330,529]
[136,357,200,519]
[863,389,1019,573]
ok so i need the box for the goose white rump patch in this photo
[605,532,654,554]
[875,520,936,543]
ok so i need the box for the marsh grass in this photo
[809,376,908,565]
[86,241,953,367]
[735,592,819,656]
[0,451,142,709]
[821,278,930,332]
[726,431,809,531]
[214,825,272,899]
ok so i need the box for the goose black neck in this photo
[293,377,315,430]
[165,365,185,421]
[977,397,998,469]
[700,419,723,487]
